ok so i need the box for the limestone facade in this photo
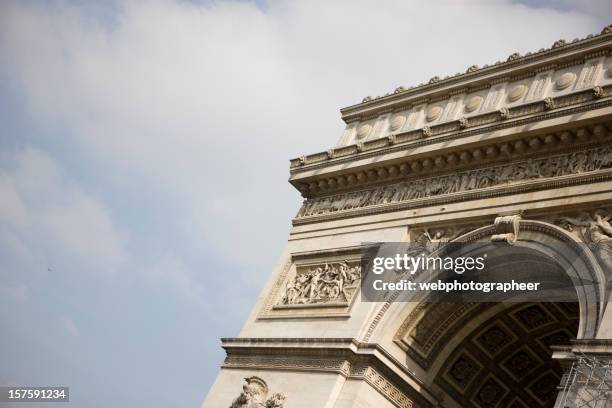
[203,26,612,408]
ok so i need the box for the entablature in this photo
[291,91,612,201]
[220,337,436,408]
[291,102,612,199]
[289,27,612,202]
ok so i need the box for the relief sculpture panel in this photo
[259,256,363,319]
[279,261,361,306]
[555,207,612,270]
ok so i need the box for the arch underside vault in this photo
[407,302,579,407]
[384,219,610,407]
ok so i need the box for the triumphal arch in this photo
[204,26,612,408]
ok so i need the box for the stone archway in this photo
[376,219,610,406]
[448,219,607,339]
[432,302,579,407]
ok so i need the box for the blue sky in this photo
[0,1,609,407]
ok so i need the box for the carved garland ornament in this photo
[296,145,612,218]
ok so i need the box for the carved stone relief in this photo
[230,376,286,408]
[426,105,443,122]
[408,224,481,254]
[356,123,372,140]
[554,72,576,91]
[297,145,612,219]
[555,207,612,269]
[484,86,503,111]
[389,114,407,132]
[578,60,600,89]
[223,357,415,408]
[507,84,528,102]
[464,95,483,113]
[279,261,361,306]
[527,74,549,100]
[555,208,612,244]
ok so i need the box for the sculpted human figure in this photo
[477,168,497,188]
[466,170,479,190]
[458,173,471,190]
[600,146,612,167]
[560,211,611,241]
[282,281,299,305]
[280,261,361,305]
[553,155,569,177]
[381,186,396,203]
[592,212,612,243]
[230,377,269,408]
[423,229,449,253]
[295,273,310,303]
[412,180,425,198]
[538,158,557,178]
[358,190,373,207]
[308,267,323,302]
[265,394,286,408]
[343,193,360,210]
[525,159,540,178]
[329,195,344,212]
[573,152,588,173]
[446,174,459,193]
[498,164,515,183]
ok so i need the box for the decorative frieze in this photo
[296,145,612,219]
[298,122,611,197]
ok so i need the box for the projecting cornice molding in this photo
[220,337,436,408]
[292,118,612,202]
[290,87,612,179]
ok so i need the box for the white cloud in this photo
[0,146,207,301]
[0,0,606,274]
[0,2,607,405]
[0,147,128,274]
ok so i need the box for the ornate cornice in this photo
[291,89,612,180]
[293,118,612,201]
[220,337,434,408]
[341,25,612,121]
[292,140,612,225]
